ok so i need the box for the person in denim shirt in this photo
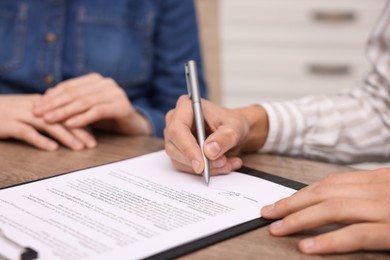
[0,0,206,151]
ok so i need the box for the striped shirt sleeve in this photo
[259,2,390,164]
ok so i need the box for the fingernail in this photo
[191,160,200,173]
[300,238,316,252]
[232,159,242,169]
[262,203,275,214]
[47,142,58,151]
[72,140,83,150]
[270,220,283,232]
[205,142,221,157]
[212,158,225,168]
[87,139,97,148]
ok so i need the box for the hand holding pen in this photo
[164,61,251,180]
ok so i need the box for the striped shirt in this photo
[260,2,390,164]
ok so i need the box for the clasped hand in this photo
[0,73,151,151]
[0,94,95,151]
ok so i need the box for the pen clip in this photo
[185,63,192,100]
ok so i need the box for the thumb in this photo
[203,126,240,160]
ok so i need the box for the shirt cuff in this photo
[258,101,305,155]
[133,105,165,138]
[259,103,280,152]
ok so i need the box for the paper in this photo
[0,151,296,259]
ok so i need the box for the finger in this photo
[164,95,205,173]
[44,78,130,125]
[37,122,85,151]
[69,128,97,149]
[298,223,390,254]
[33,85,95,116]
[63,102,121,128]
[6,121,58,151]
[42,92,108,123]
[203,125,242,161]
[268,198,388,236]
[170,153,231,175]
[171,156,242,176]
[165,132,203,174]
[44,72,103,99]
[34,73,103,115]
[222,156,243,172]
[262,181,390,220]
[165,108,174,126]
[171,159,225,176]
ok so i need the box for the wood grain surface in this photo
[0,134,388,259]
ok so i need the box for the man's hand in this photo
[261,169,390,254]
[0,95,96,151]
[33,73,152,136]
[164,95,268,175]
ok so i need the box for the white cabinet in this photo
[220,0,387,107]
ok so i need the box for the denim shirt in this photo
[0,0,206,137]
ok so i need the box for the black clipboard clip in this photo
[0,228,38,260]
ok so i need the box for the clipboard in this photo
[0,154,306,260]
[149,166,306,259]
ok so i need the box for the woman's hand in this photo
[0,95,96,151]
[33,73,152,136]
[261,168,390,254]
[164,95,268,175]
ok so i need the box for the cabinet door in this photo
[221,0,386,107]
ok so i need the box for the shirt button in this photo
[45,32,57,43]
[44,74,54,85]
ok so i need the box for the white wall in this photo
[220,0,386,107]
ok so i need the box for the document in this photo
[0,151,296,259]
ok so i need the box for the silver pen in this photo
[185,60,210,185]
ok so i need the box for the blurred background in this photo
[196,0,388,169]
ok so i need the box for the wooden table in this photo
[0,134,388,259]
